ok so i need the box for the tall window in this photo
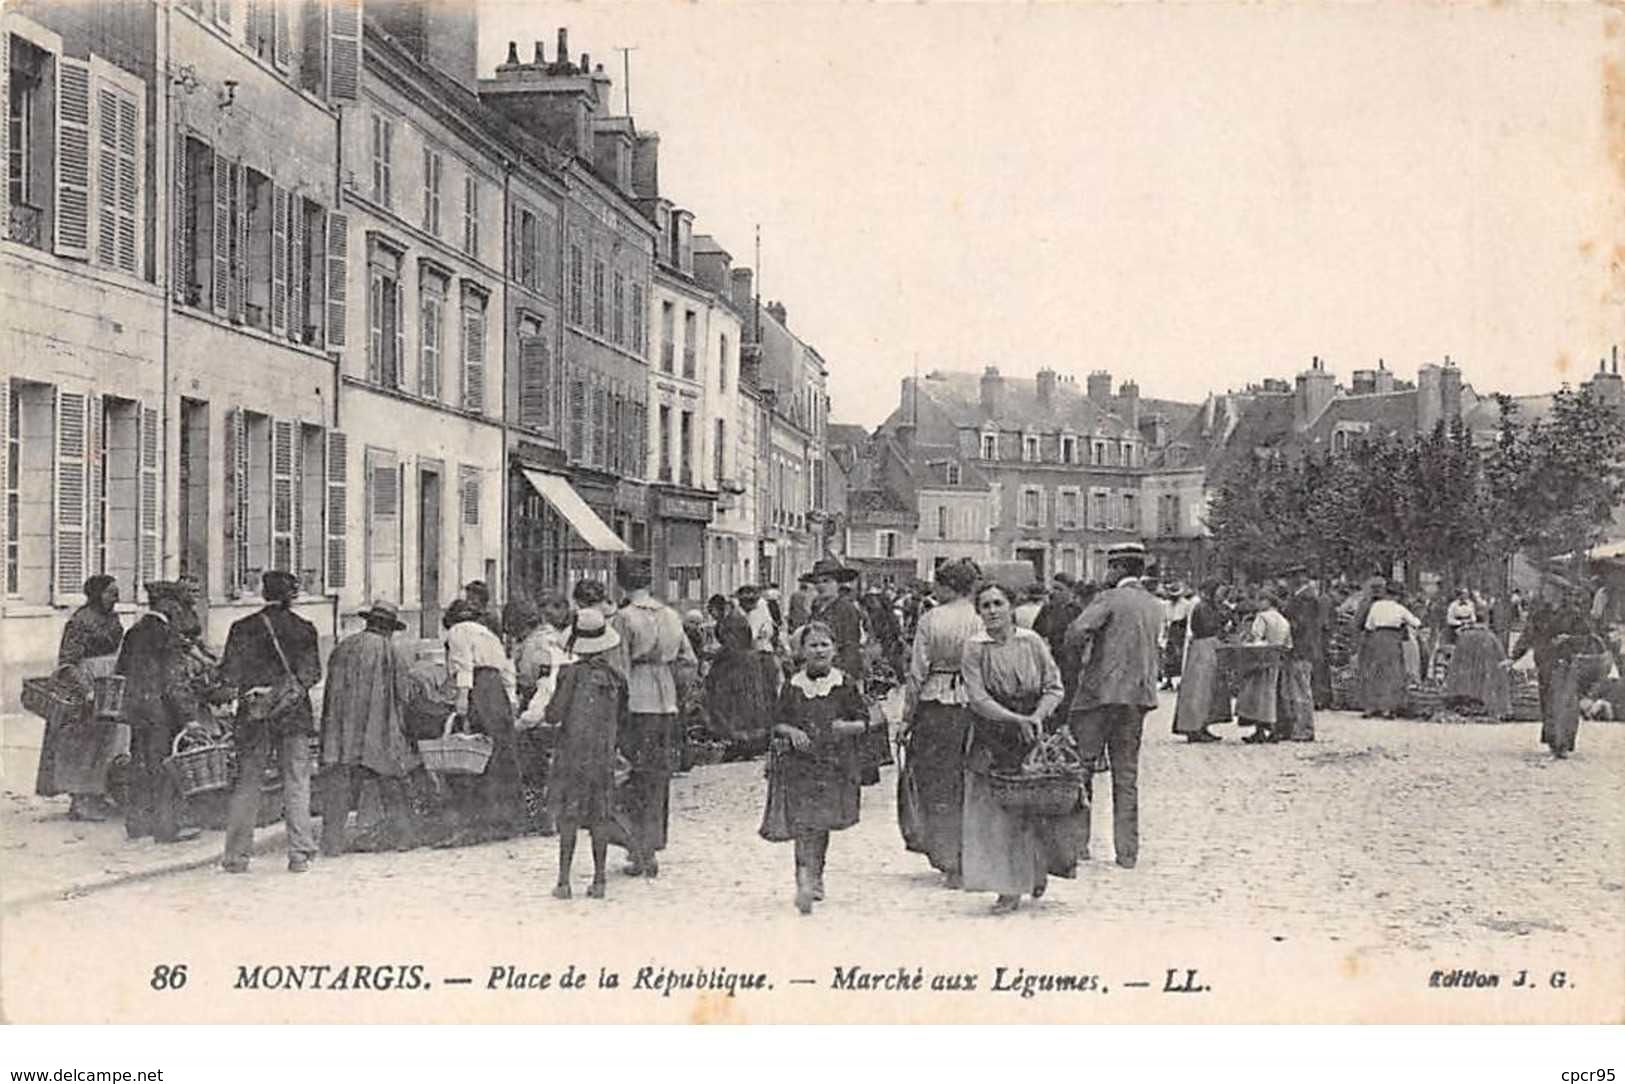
[517,208,539,289]
[630,283,646,355]
[980,432,997,460]
[718,335,729,391]
[658,404,672,482]
[1021,488,1041,527]
[660,302,675,373]
[1121,492,1138,532]
[591,259,606,336]
[611,271,625,346]
[937,505,948,538]
[367,242,404,388]
[714,418,726,484]
[421,147,442,235]
[1091,440,1106,466]
[462,175,479,256]
[878,530,898,558]
[370,114,393,207]
[460,287,487,413]
[567,243,583,324]
[680,410,694,487]
[945,461,962,485]
[419,269,446,400]
[1091,490,1108,529]
[682,310,697,378]
[1022,434,1040,462]
[1059,489,1080,529]
[1060,435,1077,465]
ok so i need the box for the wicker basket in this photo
[988,770,1084,816]
[92,675,126,721]
[418,733,494,775]
[21,675,83,726]
[165,726,232,797]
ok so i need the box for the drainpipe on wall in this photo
[499,156,512,603]
[159,4,172,584]
[330,104,346,641]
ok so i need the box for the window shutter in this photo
[592,382,608,468]
[0,380,7,588]
[223,408,240,597]
[270,185,288,333]
[211,151,230,314]
[324,430,348,593]
[233,410,250,593]
[367,450,400,604]
[232,162,247,321]
[272,0,291,70]
[393,279,407,390]
[418,295,438,398]
[462,305,485,412]
[172,129,190,302]
[287,197,306,343]
[271,418,295,573]
[54,390,90,601]
[459,465,479,526]
[0,31,9,233]
[367,273,382,382]
[96,85,117,269]
[325,210,348,347]
[292,424,306,585]
[568,378,586,462]
[55,58,94,259]
[328,0,361,100]
[87,395,103,578]
[116,87,140,275]
[138,404,159,586]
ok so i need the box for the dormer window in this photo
[1091,440,1106,466]
[1122,442,1135,468]
[1060,434,1078,465]
[946,462,962,485]
[981,431,998,460]
[1022,434,1040,463]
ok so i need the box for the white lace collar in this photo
[790,667,846,698]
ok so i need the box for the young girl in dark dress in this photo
[760,622,879,914]
[543,609,628,900]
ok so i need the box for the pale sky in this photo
[481,1,1623,426]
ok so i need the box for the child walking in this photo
[760,622,880,914]
[538,608,627,900]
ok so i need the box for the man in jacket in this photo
[116,581,203,843]
[220,570,322,873]
[1064,544,1164,869]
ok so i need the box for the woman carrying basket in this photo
[960,582,1078,915]
[37,574,127,821]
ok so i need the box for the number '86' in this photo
[150,964,188,991]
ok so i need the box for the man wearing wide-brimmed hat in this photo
[801,557,863,678]
[317,601,416,855]
[220,570,322,873]
[115,580,203,843]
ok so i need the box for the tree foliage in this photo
[1205,386,1625,585]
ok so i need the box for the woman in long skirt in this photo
[759,623,876,914]
[441,600,524,847]
[37,575,128,820]
[1172,580,1230,742]
[704,594,768,751]
[1360,584,1421,719]
[1444,622,1511,718]
[1235,594,1291,743]
[899,558,985,885]
[959,583,1076,915]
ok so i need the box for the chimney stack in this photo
[980,366,1005,418]
[533,41,546,65]
[557,28,570,68]
[504,41,520,67]
[1036,368,1058,408]
[1120,379,1141,429]
[1086,370,1112,404]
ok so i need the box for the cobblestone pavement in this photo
[4,701,1622,1022]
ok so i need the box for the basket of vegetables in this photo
[989,730,1086,816]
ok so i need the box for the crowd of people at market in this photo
[27,540,1616,914]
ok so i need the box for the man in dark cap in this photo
[1064,543,1164,869]
[317,601,416,854]
[116,581,202,843]
[220,570,322,873]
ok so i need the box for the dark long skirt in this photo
[1276,659,1316,741]
[1359,628,1409,715]
[1163,621,1187,679]
[613,711,676,855]
[706,650,767,745]
[1444,627,1511,718]
[900,701,970,875]
[452,666,523,837]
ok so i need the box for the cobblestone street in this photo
[5,700,1622,1022]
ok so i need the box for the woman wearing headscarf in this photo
[37,574,127,820]
[899,558,984,886]
[1443,598,1512,719]
[1360,582,1421,719]
[960,581,1076,914]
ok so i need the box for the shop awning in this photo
[522,469,630,554]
